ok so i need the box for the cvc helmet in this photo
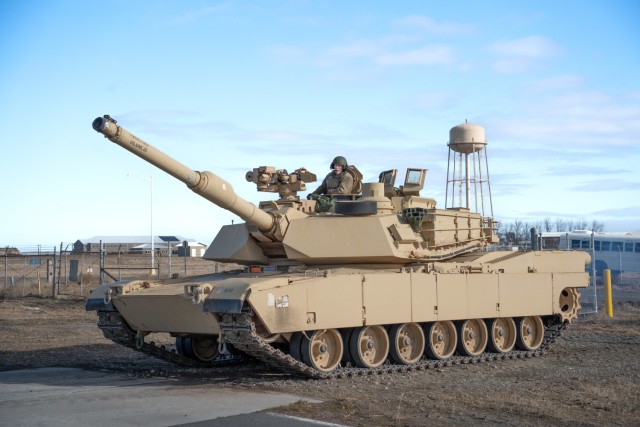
[330,156,348,169]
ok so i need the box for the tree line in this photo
[497,218,605,246]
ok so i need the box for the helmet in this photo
[330,156,348,169]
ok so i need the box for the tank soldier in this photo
[307,156,354,212]
[309,156,354,197]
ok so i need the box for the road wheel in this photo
[389,323,425,365]
[516,316,544,351]
[349,325,389,368]
[486,317,516,353]
[424,321,457,360]
[457,319,488,356]
[300,329,343,372]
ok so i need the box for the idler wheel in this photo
[486,317,517,353]
[300,329,344,372]
[558,288,581,323]
[349,325,389,368]
[177,336,220,362]
[456,319,488,356]
[189,336,220,362]
[389,323,425,365]
[424,321,457,360]
[515,316,544,351]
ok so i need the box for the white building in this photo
[73,236,206,256]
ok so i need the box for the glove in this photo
[307,193,318,200]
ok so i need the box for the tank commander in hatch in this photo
[308,156,354,197]
[307,156,355,212]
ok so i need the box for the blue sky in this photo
[1,1,639,247]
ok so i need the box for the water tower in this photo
[445,122,493,217]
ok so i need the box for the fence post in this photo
[22,256,26,296]
[100,241,105,285]
[52,246,58,299]
[3,247,7,287]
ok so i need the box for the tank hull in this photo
[86,250,588,375]
[208,250,588,333]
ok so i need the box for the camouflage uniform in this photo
[311,170,355,196]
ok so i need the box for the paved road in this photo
[0,368,343,427]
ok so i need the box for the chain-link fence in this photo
[1,244,236,298]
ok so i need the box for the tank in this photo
[86,115,590,378]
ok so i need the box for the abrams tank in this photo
[86,115,589,378]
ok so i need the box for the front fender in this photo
[203,280,253,314]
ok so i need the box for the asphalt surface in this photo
[0,368,342,427]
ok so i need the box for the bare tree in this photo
[573,219,589,230]
[497,217,607,246]
[532,220,544,233]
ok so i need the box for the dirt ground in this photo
[1,286,639,426]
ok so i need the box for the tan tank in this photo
[86,115,590,378]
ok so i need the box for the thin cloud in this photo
[325,40,380,60]
[374,45,454,66]
[270,36,456,72]
[394,15,471,35]
[485,90,640,146]
[489,36,560,58]
[243,130,310,142]
[489,35,561,73]
[175,3,233,24]
[265,45,311,65]
[408,91,458,110]
[544,164,628,177]
[345,123,409,141]
[591,206,640,217]
[571,179,640,192]
[528,74,584,91]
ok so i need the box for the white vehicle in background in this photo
[540,230,640,275]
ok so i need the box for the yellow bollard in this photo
[604,269,614,318]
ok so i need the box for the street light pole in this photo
[128,172,154,272]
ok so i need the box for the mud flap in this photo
[202,282,252,314]
[203,299,244,314]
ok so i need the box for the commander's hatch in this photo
[379,168,427,197]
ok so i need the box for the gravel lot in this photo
[1,285,639,426]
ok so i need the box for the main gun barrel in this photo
[92,115,275,232]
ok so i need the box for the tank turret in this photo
[92,115,498,266]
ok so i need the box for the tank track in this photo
[96,307,245,368]
[220,312,568,380]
